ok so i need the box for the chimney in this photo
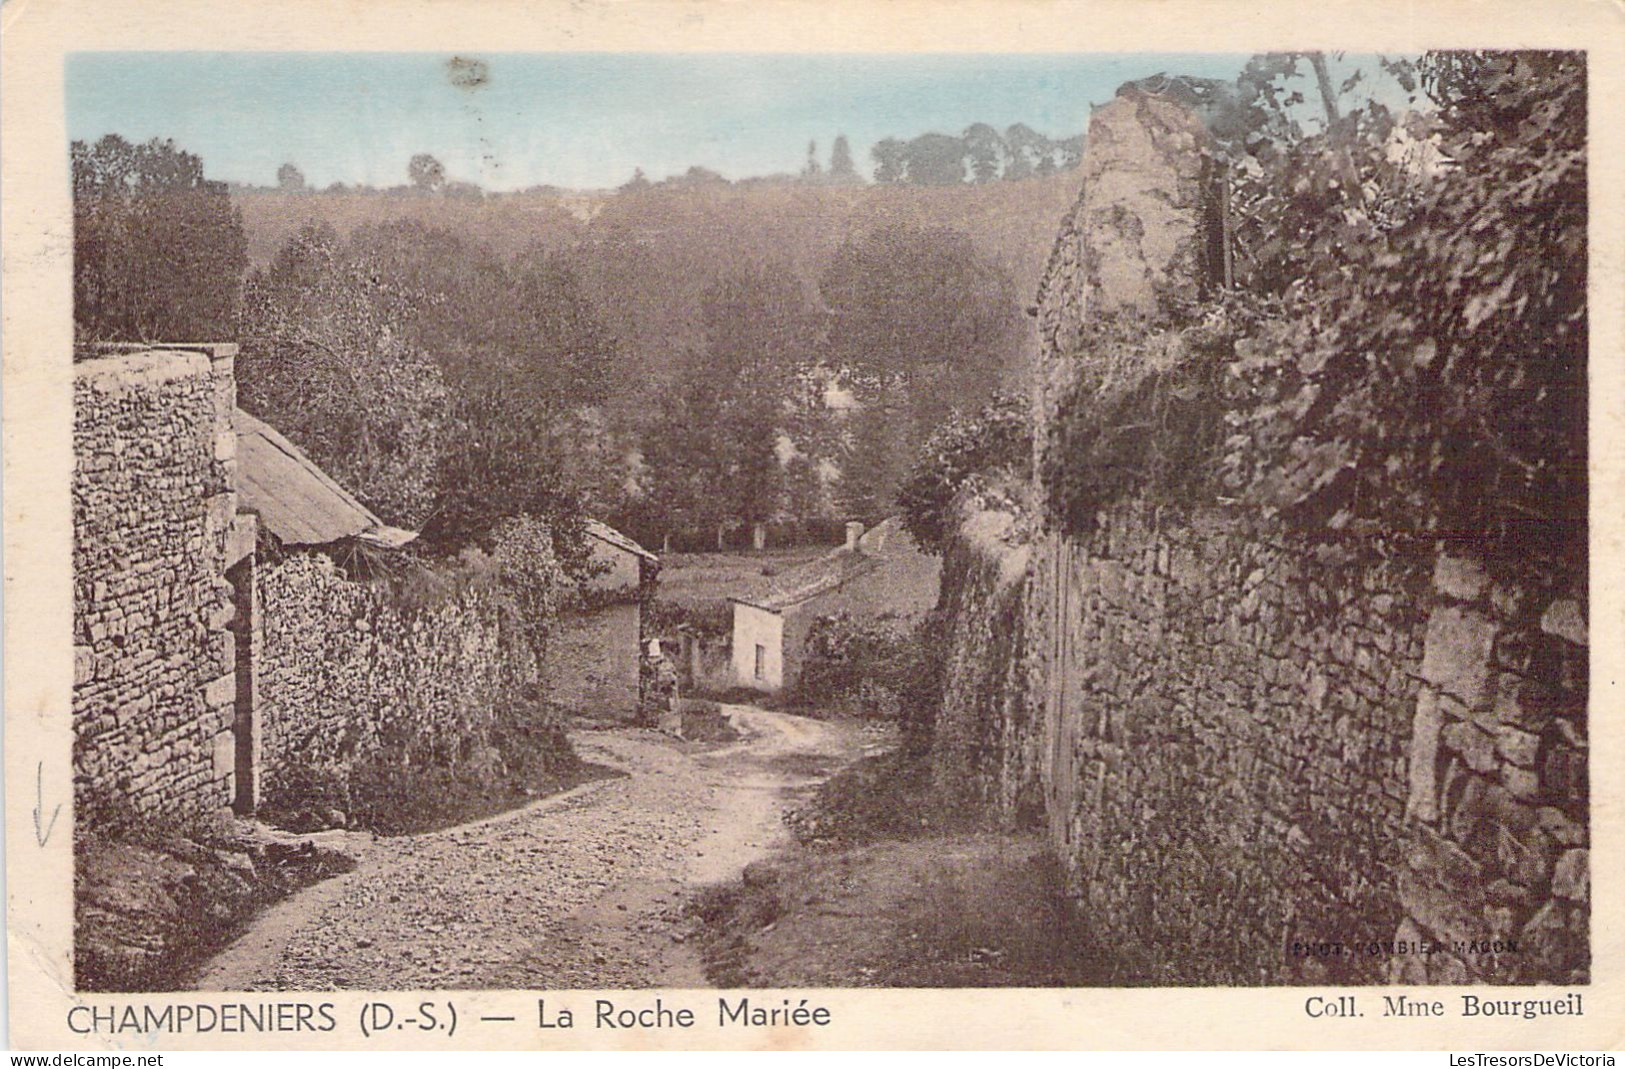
[845,521,864,551]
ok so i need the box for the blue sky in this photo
[66,52,1261,191]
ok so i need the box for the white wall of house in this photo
[731,601,784,691]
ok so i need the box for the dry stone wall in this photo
[932,87,1588,984]
[1395,557,1588,983]
[73,347,244,825]
[1026,508,1427,984]
[931,509,1041,824]
[256,552,541,810]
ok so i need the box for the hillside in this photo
[233,174,1082,397]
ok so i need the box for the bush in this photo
[791,611,945,747]
[489,513,569,657]
[899,392,1032,554]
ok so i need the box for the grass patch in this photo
[75,820,354,992]
[688,748,1110,988]
[782,751,940,846]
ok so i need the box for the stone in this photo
[1493,824,1551,889]
[1552,849,1587,902]
[1539,598,1586,647]
[74,646,96,686]
[1501,763,1540,800]
[1405,690,1444,823]
[211,731,235,778]
[1409,825,1484,891]
[1442,720,1497,774]
[1491,673,1551,732]
[1387,918,1430,984]
[1519,901,1586,981]
[204,673,236,708]
[1419,606,1496,708]
[1485,878,1532,907]
[1537,806,1586,847]
[1433,554,1488,602]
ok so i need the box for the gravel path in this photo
[197,707,864,991]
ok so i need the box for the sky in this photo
[66,52,1265,191]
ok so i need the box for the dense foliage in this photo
[899,392,1033,554]
[820,224,1024,521]
[237,220,616,578]
[792,610,945,749]
[1046,51,1586,586]
[488,514,570,658]
[238,223,449,527]
[72,135,248,344]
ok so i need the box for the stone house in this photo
[545,519,660,719]
[728,518,940,694]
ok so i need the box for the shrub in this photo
[899,392,1032,554]
[489,513,569,657]
[1043,322,1231,537]
[791,611,945,745]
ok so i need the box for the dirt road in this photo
[196,706,867,991]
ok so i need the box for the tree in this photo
[1002,123,1049,180]
[641,269,815,545]
[71,134,248,343]
[839,381,918,523]
[1056,134,1087,171]
[828,135,860,183]
[819,225,1022,519]
[898,392,1032,553]
[619,167,651,194]
[819,223,1021,426]
[407,153,446,192]
[641,348,735,549]
[963,123,1005,183]
[276,163,307,192]
[871,138,906,183]
[237,223,448,527]
[802,139,823,180]
[901,133,968,185]
[419,247,630,552]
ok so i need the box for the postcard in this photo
[4,0,1620,1051]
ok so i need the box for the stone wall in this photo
[256,552,541,809]
[1025,507,1427,984]
[72,346,248,824]
[931,86,1588,984]
[1395,558,1588,983]
[545,603,641,719]
[1030,91,1213,443]
[930,508,1039,823]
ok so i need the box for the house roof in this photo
[730,549,883,613]
[730,517,938,615]
[726,518,915,614]
[236,409,412,548]
[586,518,658,563]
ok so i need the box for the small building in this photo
[729,518,940,694]
[545,519,660,719]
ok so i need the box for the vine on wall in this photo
[1044,51,1586,591]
